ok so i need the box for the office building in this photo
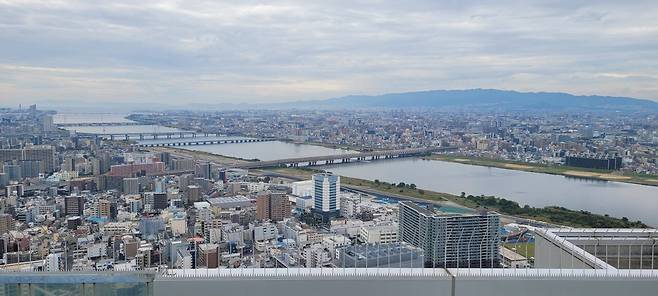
[64,194,84,216]
[144,192,168,212]
[399,201,500,267]
[123,177,140,195]
[312,173,340,214]
[256,191,291,222]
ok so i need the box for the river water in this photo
[179,141,355,161]
[180,141,658,225]
[321,158,658,226]
[59,113,658,226]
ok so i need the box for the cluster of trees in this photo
[461,193,647,228]
[373,179,417,190]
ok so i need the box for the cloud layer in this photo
[1,0,658,107]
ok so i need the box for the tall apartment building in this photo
[123,178,140,195]
[41,114,55,132]
[0,145,56,173]
[256,192,291,222]
[312,173,340,214]
[64,195,84,216]
[96,199,112,218]
[196,162,212,179]
[0,213,15,234]
[398,201,500,268]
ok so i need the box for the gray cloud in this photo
[1,0,658,107]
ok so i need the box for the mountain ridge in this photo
[274,89,658,111]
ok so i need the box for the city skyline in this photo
[2,1,658,106]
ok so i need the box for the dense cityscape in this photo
[3,0,658,295]
[1,105,657,277]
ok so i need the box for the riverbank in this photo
[426,154,658,187]
[269,166,649,228]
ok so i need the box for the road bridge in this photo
[77,131,221,140]
[56,122,143,127]
[231,146,457,169]
[136,137,279,147]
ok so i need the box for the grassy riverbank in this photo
[269,167,649,228]
[426,154,658,187]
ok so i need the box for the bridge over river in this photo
[230,146,457,169]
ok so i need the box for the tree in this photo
[409,184,416,189]
[374,179,380,185]
[460,192,466,198]
[397,182,406,188]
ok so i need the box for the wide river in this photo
[321,158,658,226]
[59,113,658,226]
[184,142,658,226]
[179,141,355,161]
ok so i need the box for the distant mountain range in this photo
[275,89,658,112]
[17,89,658,112]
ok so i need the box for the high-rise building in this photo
[22,145,56,173]
[96,199,112,218]
[0,214,15,234]
[312,173,340,214]
[196,162,212,179]
[0,173,8,187]
[0,146,55,174]
[186,185,201,204]
[398,201,500,268]
[144,192,168,212]
[153,193,168,211]
[41,115,55,132]
[2,164,22,181]
[123,177,139,195]
[64,195,84,216]
[19,160,41,178]
[256,191,291,222]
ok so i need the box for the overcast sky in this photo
[1,0,658,107]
